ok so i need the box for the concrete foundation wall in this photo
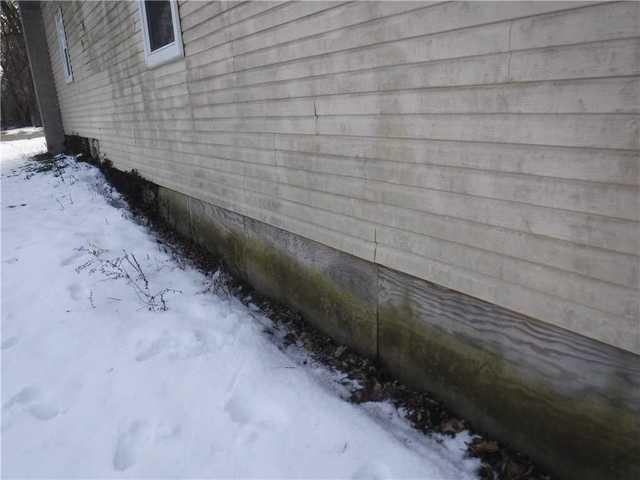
[40,1,639,354]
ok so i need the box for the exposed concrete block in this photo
[377,264,640,480]
[243,217,378,358]
[188,194,247,280]
[157,187,191,239]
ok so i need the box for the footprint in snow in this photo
[156,421,181,442]
[112,420,180,471]
[113,421,150,471]
[28,403,60,421]
[67,282,86,301]
[224,389,290,447]
[2,386,60,430]
[135,329,209,362]
[3,386,40,407]
[1,336,19,350]
[352,461,392,479]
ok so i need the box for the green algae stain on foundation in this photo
[174,191,378,358]
[378,299,640,480]
[242,234,378,358]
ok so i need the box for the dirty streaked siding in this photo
[42,1,640,353]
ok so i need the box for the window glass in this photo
[139,0,183,67]
[144,1,175,51]
[55,8,73,82]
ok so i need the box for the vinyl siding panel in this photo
[42,1,640,353]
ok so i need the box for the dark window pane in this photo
[64,48,72,76]
[145,1,175,51]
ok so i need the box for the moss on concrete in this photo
[242,234,377,358]
[379,301,640,480]
[187,199,246,280]
[157,188,191,239]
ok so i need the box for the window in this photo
[55,7,73,83]
[139,0,183,67]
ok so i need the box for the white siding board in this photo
[43,1,640,353]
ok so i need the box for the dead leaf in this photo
[469,438,500,456]
[440,417,465,434]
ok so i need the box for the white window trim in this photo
[138,0,184,68]
[55,7,73,83]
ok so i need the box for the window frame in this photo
[55,7,73,83]
[138,0,184,68]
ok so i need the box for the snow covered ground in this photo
[0,127,44,141]
[1,132,479,478]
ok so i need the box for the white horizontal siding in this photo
[42,0,640,353]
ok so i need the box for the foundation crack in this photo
[373,227,378,264]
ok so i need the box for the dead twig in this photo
[75,244,181,311]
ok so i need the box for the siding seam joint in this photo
[506,20,514,81]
